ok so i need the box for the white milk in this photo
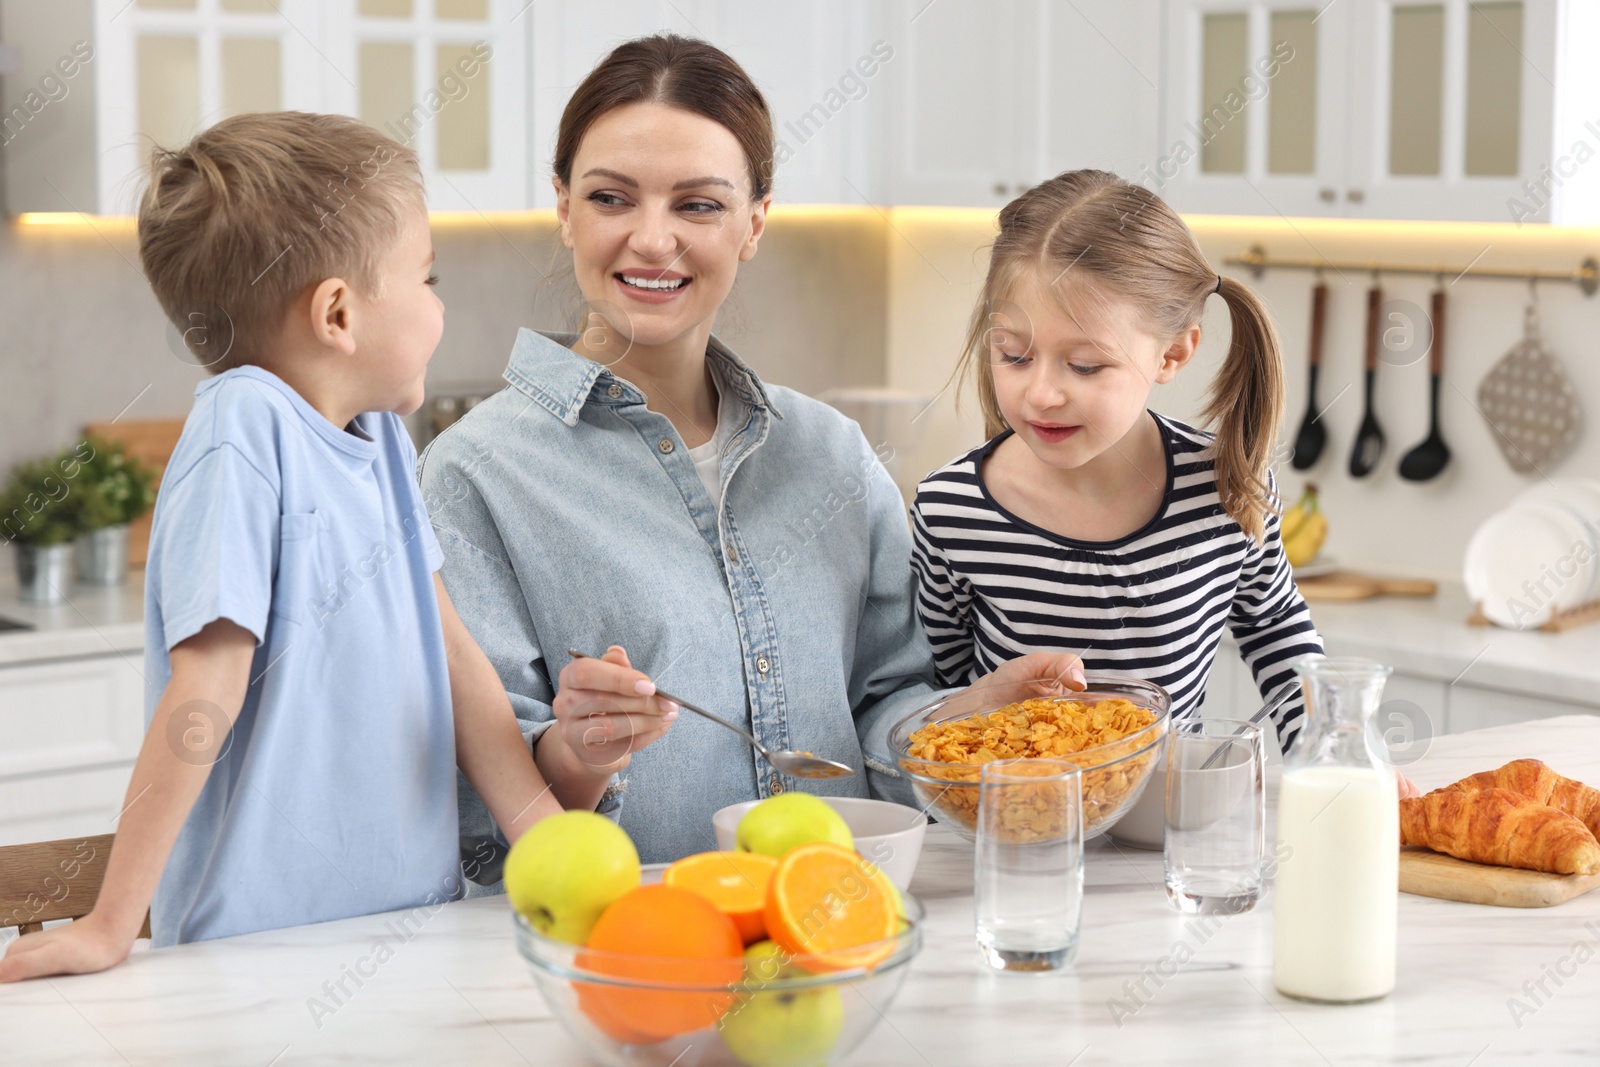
[1272,765,1399,1002]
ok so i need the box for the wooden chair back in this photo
[0,834,151,938]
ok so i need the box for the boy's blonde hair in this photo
[954,169,1285,542]
[138,111,424,374]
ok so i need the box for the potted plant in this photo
[0,453,87,603]
[72,436,157,586]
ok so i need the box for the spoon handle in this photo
[564,649,767,754]
[1199,683,1294,769]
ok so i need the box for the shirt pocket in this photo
[271,509,336,627]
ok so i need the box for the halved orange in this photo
[763,841,900,972]
[663,851,777,944]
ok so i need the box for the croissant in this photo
[1399,787,1600,876]
[1441,759,1600,840]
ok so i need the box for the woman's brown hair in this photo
[553,33,774,200]
[954,169,1285,542]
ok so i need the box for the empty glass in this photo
[974,758,1084,973]
[1163,718,1266,915]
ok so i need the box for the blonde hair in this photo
[954,169,1284,542]
[138,111,425,374]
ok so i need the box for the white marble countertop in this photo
[4,716,1598,1066]
[0,570,145,666]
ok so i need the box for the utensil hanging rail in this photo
[1224,244,1599,297]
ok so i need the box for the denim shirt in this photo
[418,329,937,871]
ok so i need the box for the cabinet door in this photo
[1447,683,1594,734]
[1344,0,1557,222]
[0,655,145,780]
[1159,0,1351,217]
[691,0,880,206]
[92,0,326,214]
[881,0,1027,206]
[321,0,529,211]
[1028,0,1164,188]
[526,0,699,210]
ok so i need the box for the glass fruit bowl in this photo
[888,672,1172,841]
[515,889,924,1067]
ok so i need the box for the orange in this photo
[764,841,901,973]
[663,851,778,944]
[574,884,744,1043]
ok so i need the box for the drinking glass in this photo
[1163,718,1266,915]
[974,758,1084,972]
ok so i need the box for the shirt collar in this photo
[501,328,784,427]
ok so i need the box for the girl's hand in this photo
[1396,768,1422,799]
[945,651,1088,717]
[0,911,134,983]
[547,646,679,776]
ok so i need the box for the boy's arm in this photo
[0,619,256,982]
[434,575,585,836]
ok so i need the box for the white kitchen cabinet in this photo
[879,0,1164,206]
[1161,0,1572,222]
[0,652,144,848]
[4,0,529,214]
[1445,682,1594,734]
[526,0,881,208]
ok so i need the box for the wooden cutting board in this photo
[1399,845,1600,907]
[1298,571,1437,601]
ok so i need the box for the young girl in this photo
[911,169,1322,753]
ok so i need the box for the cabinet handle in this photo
[1346,189,1366,203]
[1318,187,1337,202]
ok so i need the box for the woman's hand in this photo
[543,646,679,779]
[0,911,135,983]
[944,651,1088,717]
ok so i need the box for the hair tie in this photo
[1214,274,1224,295]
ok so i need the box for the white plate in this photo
[1292,555,1339,578]
[1516,479,1600,606]
[1464,502,1592,628]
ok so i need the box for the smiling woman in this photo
[418,34,1087,874]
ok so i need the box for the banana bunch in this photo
[1281,483,1328,568]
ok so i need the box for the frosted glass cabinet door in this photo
[1341,0,1554,221]
[1159,0,1351,218]
[92,0,324,215]
[322,0,529,211]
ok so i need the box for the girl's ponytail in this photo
[1202,276,1285,542]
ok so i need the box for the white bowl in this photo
[711,796,927,890]
[1107,762,1167,850]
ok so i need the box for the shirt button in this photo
[607,383,622,399]
[756,655,770,674]
[768,774,784,795]
[658,437,675,455]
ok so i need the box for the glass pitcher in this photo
[1272,657,1398,1003]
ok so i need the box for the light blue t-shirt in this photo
[143,367,460,946]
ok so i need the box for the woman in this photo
[420,34,1083,873]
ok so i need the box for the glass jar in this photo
[1272,657,1398,1003]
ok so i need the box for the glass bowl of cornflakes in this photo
[888,673,1171,841]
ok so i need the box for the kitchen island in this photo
[3,716,1597,1066]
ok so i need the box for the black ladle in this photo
[1398,288,1451,481]
[1348,284,1386,478]
[1290,281,1329,469]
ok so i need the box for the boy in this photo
[0,113,671,979]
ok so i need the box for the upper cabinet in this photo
[879,0,1164,205]
[3,0,1596,220]
[1159,0,1581,222]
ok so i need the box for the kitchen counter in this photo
[0,570,144,666]
[4,716,1597,1066]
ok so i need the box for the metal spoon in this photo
[565,649,856,780]
[1290,280,1329,470]
[1199,683,1296,769]
[1398,287,1452,482]
[1348,283,1386,478]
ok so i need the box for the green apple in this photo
[735,794,853,858]
[504,811,639,944]
[720,979,845,1067]
[742,939,799,982]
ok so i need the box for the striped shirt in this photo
[910,411,1323,752]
